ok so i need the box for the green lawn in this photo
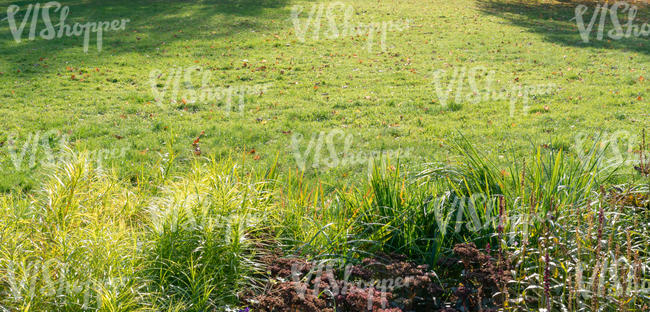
[0,1,649,310]
[0,0,647,192]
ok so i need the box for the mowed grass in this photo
[0,1,649,310]
[0,0,648,192]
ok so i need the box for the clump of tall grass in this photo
[143,158,275,310]
[328,136,649,309]
[0,153,280,311]
[346,135,614,266]
[0,152,144,311]
[504,184,649,311]
[424,137,649,310]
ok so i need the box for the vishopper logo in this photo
[149,66,271,114]
[431,66,557,117]
[573,1,650,43]
[573,130,642,169]
[290,2,410,52]
[148,193,261,235]
[1,1,130,52]
[424,192,567,244]
[290,129,413,174]
[1,259,131,309]
[569,255,650,303]
[290,261,411,311]
[3,129,68,171]
[2,130,127,171]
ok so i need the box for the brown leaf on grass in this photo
[192,131,205,156]
[114,135,123,140]
[193,131,205,145]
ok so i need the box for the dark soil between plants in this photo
[242,243,511,312]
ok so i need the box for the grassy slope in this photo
[0,0,647,193]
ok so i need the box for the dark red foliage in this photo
[245,245,509,312]
[446,243,511,311]
[254,281,333,312]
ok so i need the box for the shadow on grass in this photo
[0,0,293,65]
[478,0,649,55]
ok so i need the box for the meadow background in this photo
[0,0,647,192]
[0,0,648,311]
